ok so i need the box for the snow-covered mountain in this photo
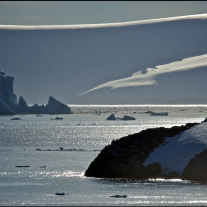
[1,14,207,104]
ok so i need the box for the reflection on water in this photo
[0,114,207,205]
[96,177,187,184]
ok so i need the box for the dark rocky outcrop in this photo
[182,149,207,182]
[117,115,136,120]
[133,162,163,179]
[85,122,199,179]
[15,96,72,114]
[45,96,71,114]
[16,96,28,114]
[0,99,15,115]
[106,114,116,120]
[0,72,72,115]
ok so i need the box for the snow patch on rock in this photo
[144,122,207,175]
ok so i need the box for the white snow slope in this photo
[144,121,207,175]
[1,14,207,104]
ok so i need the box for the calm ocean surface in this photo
[0,113,207,206]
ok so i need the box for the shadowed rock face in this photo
[85,123,199,179]
[0,72,17,112]
[45,96,71,114]
[0,99,15,115]
[133,162,163,179]
[182,149,207,182]
[16,96,72,114]
[16,96,28,114]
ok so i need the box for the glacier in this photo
[0,71,17,111]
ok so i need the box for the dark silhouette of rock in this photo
[106,114,116,120]
[110,195,127,198]
[117,115,136,120]
[85,122,199,179]
[11,117,21,120]
[0,99,15,115]
[55,192,65,196]
[133,162,163,179]
[107,114,135,120]
[0,72,17,113]
[45,96,71,114]
[182,149,207,182]
[17,96,72,114]
[28,103,46,114]
[0,72,72,115]
[16,96,28,114]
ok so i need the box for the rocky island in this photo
[0,71,71,114]
[85,120,207,182]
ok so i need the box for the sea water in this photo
[0,113,207,206]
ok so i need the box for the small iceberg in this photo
[51,117,63,120]
[150,112,168,116]
[55,192,68,196]
[106,114,116,120]
[110,195,127,198]
[11,117,22,120]
[107,114,135,120]
[117,115,136,120]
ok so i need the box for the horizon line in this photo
[67,104,207,108]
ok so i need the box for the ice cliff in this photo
[0,99,15,114]
[0,71,17,111]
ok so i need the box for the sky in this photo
[0,1,207,25]
[1,1,207,105]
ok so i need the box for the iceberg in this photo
[26,96,72,114]
[0,99,15,115]
[106,114,135,120]
[0,71,17,112]
[16,96,28,114]
[45,96,71,114]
